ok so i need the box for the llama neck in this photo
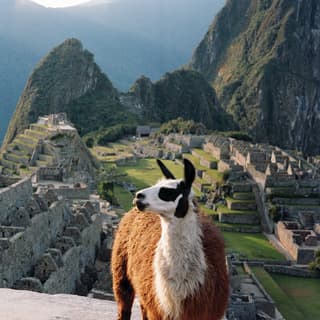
[153,207,207,320]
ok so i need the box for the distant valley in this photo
[0,0,224,144]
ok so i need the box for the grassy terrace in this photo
[183,153,225,184]
[192,148,218,162]
[252,267,320,320]
[92,143,133,162]
[183,153,208,170]
[223,233,285,260]
[117,158,183,190]
[217,205,257,215]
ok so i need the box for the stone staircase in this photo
[0,123,53,176]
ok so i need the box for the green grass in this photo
[114,185,133,212]
[204,169,225,184]
[192,148,218,162]
[217,205,257,215]
[252,267,318,320]
[110,159,185,210]
[272,273,320,319]
[117,158,183,190]
[223,232,285,260]
[92,143,133,162]
[183,153,208,170]
[226,196,256,203]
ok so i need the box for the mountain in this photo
[4,39,233,149]
[0,0,225,144]
[188,0,320,155]
[122,70,234,130]
[3,39,133,148]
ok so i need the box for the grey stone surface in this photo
[0,289,141,320]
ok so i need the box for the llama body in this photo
[111,159,229,320]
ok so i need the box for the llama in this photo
[111,158,229,320]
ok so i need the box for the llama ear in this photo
[157,159,176,180]
[183,158,195,189]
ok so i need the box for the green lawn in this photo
[113,158,184,210]
[192,148,218,162]
[113,185,133,212]
[272,273,320,319]
[223,232,285,260]
[252,267,320,320]
[117,158,183,190]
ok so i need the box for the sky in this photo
[30,0,93,8]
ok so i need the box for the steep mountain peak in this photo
[124,69,235,131]
[189,0,320,155]
[2,38,122,148]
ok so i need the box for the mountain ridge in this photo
[188,0,320,155]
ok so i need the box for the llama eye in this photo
[159,187,181,202]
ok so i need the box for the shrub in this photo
[85,137,94,148]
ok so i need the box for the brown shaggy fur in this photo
[111,207,229,320]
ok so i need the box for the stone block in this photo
[46,248,63,267]
[43,189,59,206]
[54,236,76,254]
[0,238,10,251]
[305,234,318,246]
[10,207,31,227]
[26,198,41,218]
[99,237,113,262]
[13,277,43,293]
[33,194,48,212]
[34,253,59,283]
[64,226,82,245]
[71,213,90,231]
[82,201,96,216]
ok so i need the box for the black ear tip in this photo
[183,158,195,170]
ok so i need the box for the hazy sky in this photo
[30,0,93,8]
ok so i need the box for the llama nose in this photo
[136,192,145,200]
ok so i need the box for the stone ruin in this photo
[275,220,320,264]
[227,258,276,320]
[0,176,102,294]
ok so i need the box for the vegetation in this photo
[252,267,304,320]
[223,232,284,260]
[309,250,320,271]
[130,70,235,131]
[84,124,136,146]
[159,118,207,135]
[253,267,320,320]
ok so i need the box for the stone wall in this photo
[264,265,320,278]
[275,221,318,264]
[0,177,101,294]
[0,201,69,287]
[219,212,260,225]
[53,186,90,200]
[0,177,33,224]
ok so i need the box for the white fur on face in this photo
[136,179,184,219]
[153,206,207,319]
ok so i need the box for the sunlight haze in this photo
[30,0,94,8]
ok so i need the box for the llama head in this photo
[133,158,195,219]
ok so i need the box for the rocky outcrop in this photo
[122,70,234,130]
[3,38,127,148]
[189,0,320,155]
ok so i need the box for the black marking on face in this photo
[158,181,186,202]
[159,187,181,202]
